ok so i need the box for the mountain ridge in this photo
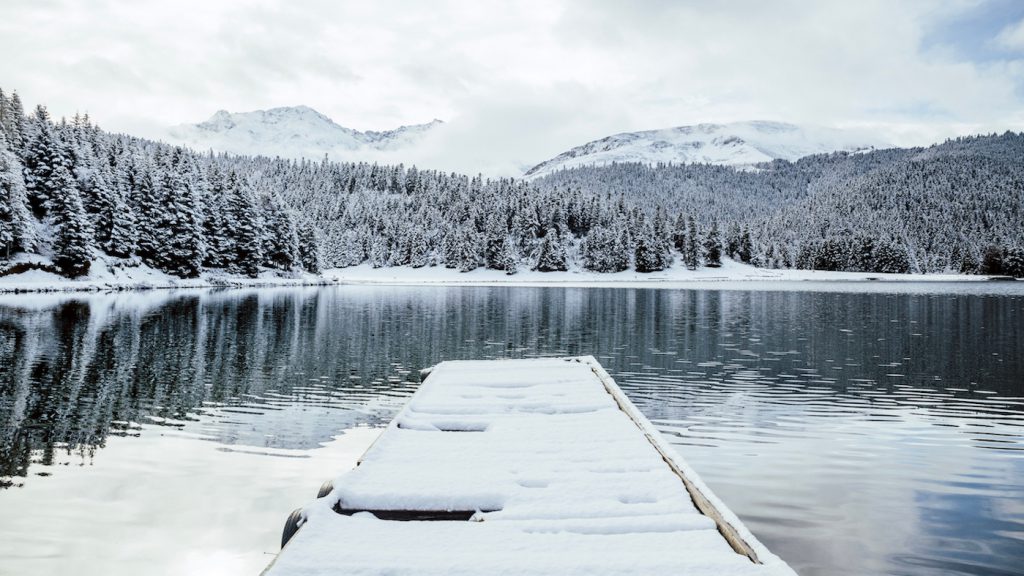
[524,120,887,178]
[166,105,443,160]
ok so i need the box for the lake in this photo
[1,283,1022,576]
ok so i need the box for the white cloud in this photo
[994,17,1024,51]
[0,0,1022,175]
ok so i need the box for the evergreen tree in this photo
[498,235,519,274]
[368,234,388,268]
[872,242,911,274]
[635,220,668,273]
[228,173,262,277]
[297,226,321,273]
[50,165,94,277]
[79,160,121,248]
[456,226,481,272]
[0,132,36,258]
[442,225,461,269]
[683,216,699,270]
[264,198,300,270]
[130,158,164,264]
[582,217,631,273]
[484,212,511,271]
[0,90,26,152]
[737,227,753,263]
[21,105,66,215]
[1003,247,1024,278]
[201,166,233,268]
[155,160,206,277]
[103,192,137,258]
[653,206,672,257]
[980,245,1003,275]
[672,212,687,252]
[704,222,722,267]
[534,227,567,272]
[408,228,430,268]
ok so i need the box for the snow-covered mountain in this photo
[524,121,886,178]
[166,106,443,160]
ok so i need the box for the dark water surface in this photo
[1,284,1022,576]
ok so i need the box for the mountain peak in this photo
[167,106,443,160]
[524,121,886,178]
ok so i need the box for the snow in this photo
[3,255,1015,295]
[164,106,443,161]
[0,254,334,293]
[262,357,795,576]
[524,120,888,178]
[323,257,1013,290]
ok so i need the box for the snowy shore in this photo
[3,256,1013,295]
[323,258,1015,289]
[0,255,334,294]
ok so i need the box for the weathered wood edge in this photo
[579,356,762,564]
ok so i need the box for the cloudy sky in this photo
[2,0,1023,174]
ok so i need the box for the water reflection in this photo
[0,286,1022,576]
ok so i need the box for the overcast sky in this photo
[2,0,1023,174]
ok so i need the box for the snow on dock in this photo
[262,356,796,576]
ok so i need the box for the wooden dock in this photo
[262,356,796,576]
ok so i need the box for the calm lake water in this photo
[1,284,1023,576]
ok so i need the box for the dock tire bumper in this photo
[281,508,306,549]
[317,480,334,498]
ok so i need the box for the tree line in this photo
[0,89,319,278]
[2,88,1022,279]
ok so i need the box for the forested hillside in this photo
[0,89,320,279]
[535,135,1024,275]
[1,89,1022,279]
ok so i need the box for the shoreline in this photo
[1,258,1016,295]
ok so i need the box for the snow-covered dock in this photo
[262,356,796,576]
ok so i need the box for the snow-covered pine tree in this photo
[408,227,430,268]
[1003,247,1024,278]
[611,220,632,272]
[368,234,388,268]
[737,227,753,264]
[201,165,233,268]
[850,237,875,272]
[264,198,300,271]
[130,156,164,265]
[653,207,672,258]
[683,216,699,270]
[499,235,519,275]
[635,217,668,273]
[456,226,481,272]
[872,241,911,274]
[484,212,511,271]
[672,212,687,253]
[0,90,27,152]
[50,165,94,277]
[21,105,66,216]
[0,131,36,258]
[0,88,8,145]
[78,157,120,249]
[155,154,206,277]
[534,227,567,272]
[103,190,137,258]
[979,245,1003,275]
[227,172,263,277]
[297,225,321,273]
[442,224,460,269]
[704,222,722,267]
